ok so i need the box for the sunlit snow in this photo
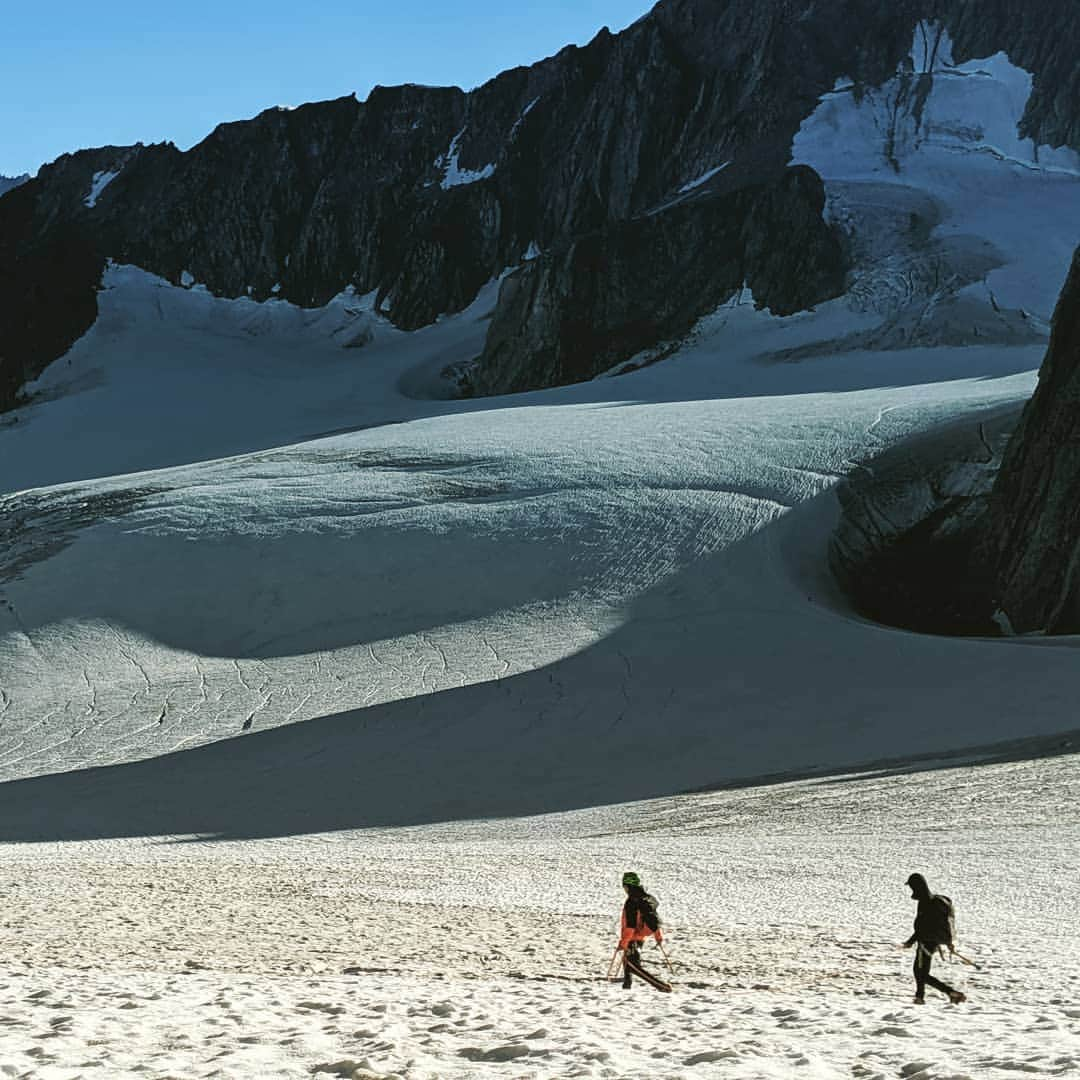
[791,23,1080,318]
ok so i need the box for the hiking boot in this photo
[948,991,966,1004]
[913,995,925,1005]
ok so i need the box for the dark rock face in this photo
[0,178,103,410]
[945,0,1080,151]
[471,167,844,395]
[829,406,1019,635]
[981,247,1080,633]
[1,0,1078,412]
[830,247,1080,637]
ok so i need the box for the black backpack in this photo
[931,894,956,946]
[631,892,661,932]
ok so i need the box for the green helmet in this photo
[622,871,641,887]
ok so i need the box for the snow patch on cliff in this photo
[84,169,120,208]
[437,129,495,189]
[678,162,730,194]
[509,96,541,139]
[793,23,1080,182]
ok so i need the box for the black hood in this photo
[906,873,931,900]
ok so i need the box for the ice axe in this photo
[950,948,980,970]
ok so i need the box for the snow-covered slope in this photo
[2,25,1078,835]
[792,22,1080,324]
[1,267,1077,834]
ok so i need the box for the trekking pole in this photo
[606,948,622,979]
[657,941,675,974]
[951,949,980,970]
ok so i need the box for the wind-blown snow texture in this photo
[1,753,1078,1079]
[0,19,1078,1080]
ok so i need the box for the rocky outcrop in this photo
[829,406,1019,635]
[830,245,1080,637]
[0,178,103,411]
[1,0,1079,410]
[471,167,844,394]
[0,174,30,198]
[981,246,1080,633]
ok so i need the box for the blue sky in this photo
[0,1,653,177]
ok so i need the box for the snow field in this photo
[4,354,1076,835]
[0,752,1077,1078]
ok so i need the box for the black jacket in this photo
[622,885,660,935]
[905,875,954,948]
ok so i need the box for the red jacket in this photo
[619,896,663,948]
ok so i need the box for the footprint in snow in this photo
[297,1001,345,1015]
[459,1043,531,1062]
[899,1062,937,1077]
[684,1049,739,1065]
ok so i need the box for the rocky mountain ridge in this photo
[0,175,30,198]
[2,0,1079,412]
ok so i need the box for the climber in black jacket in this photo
[901,872,967,1005]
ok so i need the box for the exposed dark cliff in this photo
[0,177,103,411]
[943,0,1080,152]
[982,246,1080,634]
[830,246,1080,637]
[471,167,843,394]
[1,0,1078,411]
[829,405,1018,635]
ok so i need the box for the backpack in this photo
[932,894,956,946]
[634,892,661,933]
